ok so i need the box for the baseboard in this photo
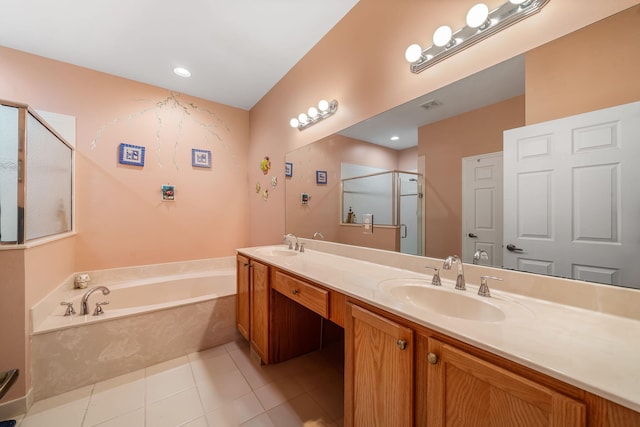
[0,388,31,420]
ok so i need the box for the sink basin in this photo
[255,247,298,257]
[379,279,506,322]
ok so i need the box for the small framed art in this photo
[119,143,145,167]
[192,149,211,168]
[285,162,293,177]
[162,185,175,201]
[316,170,327,185]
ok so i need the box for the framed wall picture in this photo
[316,170,327,184]
[285,162,293,177]
[162,185,175,201]
[119,143,145,167]
[192,149,211,168]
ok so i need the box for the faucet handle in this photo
[425,267,441,286]
[478,275,502,297]
[299,243,305,253]
[60,302,76,316]
[93,301,109,316]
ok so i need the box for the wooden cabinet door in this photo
[426,338,586,427]
[235,254,250,340]
[250,259,270,363]
[345,303,413,427]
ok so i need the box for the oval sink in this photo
[255,247,298,257]
[379,279,505,322]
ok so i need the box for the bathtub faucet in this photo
[80,286,111,315]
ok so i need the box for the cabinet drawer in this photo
[273,271,329,318]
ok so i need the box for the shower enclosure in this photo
[341,170,423,255]
[0,100,73,244]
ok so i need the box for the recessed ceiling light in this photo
[173,67,191,78]
[390,136,400,141]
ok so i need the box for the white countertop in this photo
[238,243,640,412]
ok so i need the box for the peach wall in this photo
[0,46,250,271]
[526,5,640,124]
[285,133,398,247]
[248,0,638,247]
[419,96,525,259]
[0,249,25,401]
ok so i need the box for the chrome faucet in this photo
[473,249,489,265]
[443,255,466,291]
[80,286,110,315]
[284,233,299,251]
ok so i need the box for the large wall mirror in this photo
[286,4,640,289]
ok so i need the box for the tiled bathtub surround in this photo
[30,257,239,401]
[15,340,344,427]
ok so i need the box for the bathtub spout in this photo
[80,286,110,315]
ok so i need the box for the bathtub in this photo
[30,257,239,401]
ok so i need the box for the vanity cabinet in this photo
[345,302,414,427]
[249,258,271,362]
[418,335,586,427]
[235,254,250,340]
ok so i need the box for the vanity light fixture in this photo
[289,99,338,131]
[405,0,550,74]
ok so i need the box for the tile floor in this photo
[11,339,344,427]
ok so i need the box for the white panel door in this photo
[503,101,640,287]
[462,152,503,267]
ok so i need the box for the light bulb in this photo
[318,99,330,112]
[290,118,299,128]
[466,4,489,28]
[405,44,423,63]
[433,25,453,47]
[510,0,526,4]
[173,67,191,78]
[390,136,400,141]
[308,106,319,118]
[298,113,308,124]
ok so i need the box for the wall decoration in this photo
[271,176,278,188]
[285,162,293,177]
[255,182,261,193]
[162,184,175,201]
[192,149,211,168]
[316,170,327,185]
[119,143,145,166]
[262,189,269,201]
[260,156,271,174]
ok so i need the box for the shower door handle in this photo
[401,224,407,238]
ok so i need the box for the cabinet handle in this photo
[292,288,299,295]
[396,339,408,350]
[427,352,439,365]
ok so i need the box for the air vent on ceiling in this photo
[420,99,443,110]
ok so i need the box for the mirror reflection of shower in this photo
[341,163,423,255]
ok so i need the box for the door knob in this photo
[468,233,478,238]
[506,244,524,253]
[397,339,408,350]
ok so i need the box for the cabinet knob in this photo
[396,339,408,350]
[292,288,299,295]
[427,352,439,365]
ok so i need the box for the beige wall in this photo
[0,250,25,400]
[419,96,526,258]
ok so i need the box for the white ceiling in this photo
[0,0,359,110]
[339,55,525,150]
